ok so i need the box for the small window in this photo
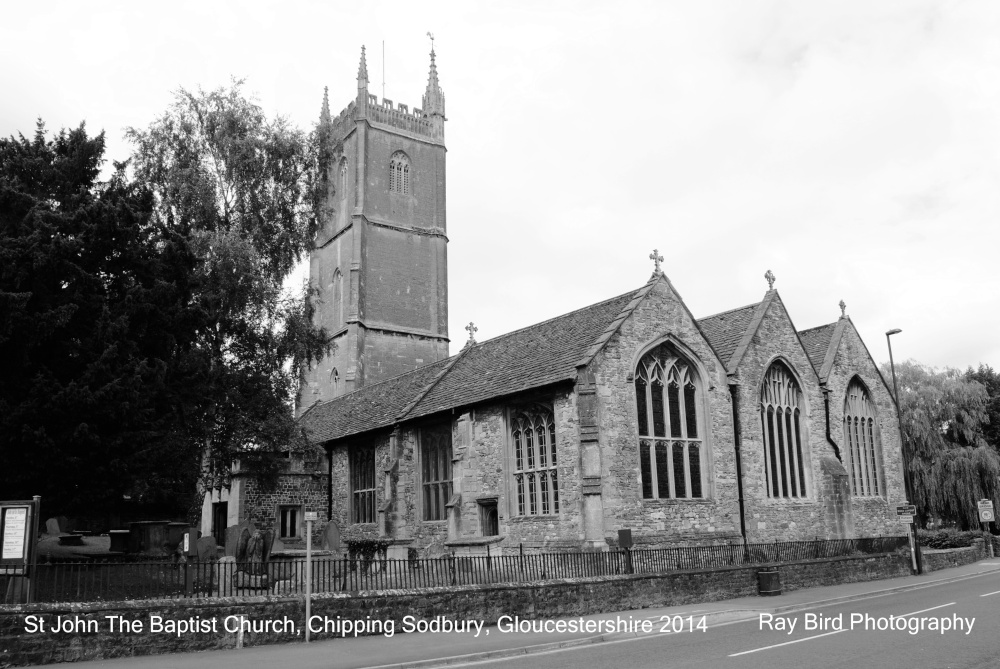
[278,505,301,539]
[389,151,410,194]
[351,445,377,523]
[479,499,499,537]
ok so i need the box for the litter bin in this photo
[757,569,781,596]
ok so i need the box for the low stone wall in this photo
[0,551,920,667]
[921,539,989,572]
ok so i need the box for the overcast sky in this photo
[3,1,998,372]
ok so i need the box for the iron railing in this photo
[3,536,908,604]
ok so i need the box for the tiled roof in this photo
[797,323,837,373]
[696,303,760,368]
[300,289,640,443]
[299,359,450,443]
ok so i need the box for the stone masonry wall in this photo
[0,552,914,667]
[594,279,742,546]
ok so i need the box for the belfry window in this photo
[511,406,559,516]
[389,152,410,194]
[843,379,882,496]
[759,362,809,498]
[634,342,705,499]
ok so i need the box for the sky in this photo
[2,0,998,371]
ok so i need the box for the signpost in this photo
[304,510,318,642]
[978,500,995,559]
[896,503,918,573]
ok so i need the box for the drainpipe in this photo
[823,389,842,461]
[729,383,748,543]
[326,444,333,521]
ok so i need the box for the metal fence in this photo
[4,536,908,604]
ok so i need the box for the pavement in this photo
[53,558,1000,669]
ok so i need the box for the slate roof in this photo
[300,289,640,444]
[695,303,760,368]
[797,323,837,374]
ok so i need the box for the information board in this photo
[0,502,34,575]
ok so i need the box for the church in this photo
[201,46,906,556]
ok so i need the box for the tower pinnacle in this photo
[358,45,369,91]
[320,86,331,124]
[422,37,445,118]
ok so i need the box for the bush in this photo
[917,528,988,549]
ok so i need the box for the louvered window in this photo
[760,362,808,498]
[844,379,882,496]
[635,343,705,499]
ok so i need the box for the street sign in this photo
[896,504,916,517]
[979,499,995,523]
[898,514,914,524]
[304,511,318,522]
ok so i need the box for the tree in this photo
[884,361,1000,529]
[0,121,196,513]
[966,364,1000,452]
[125,81,329,511]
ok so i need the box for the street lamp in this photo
[886,328,922,574]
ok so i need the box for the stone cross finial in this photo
[649,249,664,275]
[839,300,846,318]
[765,269,776,290]
[465,322,477,343]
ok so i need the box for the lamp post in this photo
[886,328,922,574]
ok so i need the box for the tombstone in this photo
[45,518,61,536]
[245,530,265,574]
[260,529,274,564]
[322,521,341,552]
[236,528,250,563]
[224,519,254,558]
[196,536,219,562]
[56,516,71,533]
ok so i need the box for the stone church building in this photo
[201,46,906,555]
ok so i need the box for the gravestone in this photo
[45,518,60,536]
[196,536,218,562]
[322,521,341,552]
[224,519,254,558]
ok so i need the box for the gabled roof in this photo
[300,287,642,443]
[696,302,761,370]
[798,322,838,377]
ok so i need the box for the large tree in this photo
[884,360,1000,529]
[966,364,1000,452]
[0,121,195,513]
[125,81,329,509]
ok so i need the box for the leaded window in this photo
[760,362,808,498]
[511,406,559,516]
[635,343,704,499]
[389,151,410,194]
[351,445,377,523]
[844,379,882,496]
[421,424,453,521]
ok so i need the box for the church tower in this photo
[300,45,449,412]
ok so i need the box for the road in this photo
[464,570,1000,669]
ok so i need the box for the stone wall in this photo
[0,552,913,667]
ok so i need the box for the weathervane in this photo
[839,300,846,319]
[427,31,435,54]
[649,249,664,276]
[765,269,775,290]
[465,321,477,344]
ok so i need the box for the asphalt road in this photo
[464,571,1000,669]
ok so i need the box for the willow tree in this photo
[884,361,1000,529]
[126,81,329,509]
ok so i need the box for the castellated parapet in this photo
[327,94,444,145]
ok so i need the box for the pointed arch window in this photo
[634,342,705,499]
[844,379,882,496]
[511,406,559,516]
[331,269,343,329]
[389,151,410,194]
[339,159,348,201]
[759,362,809,498]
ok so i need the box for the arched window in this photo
[331,269,343,329]
[389,151,410,194]
[844,379,882,496]
[634,342,705,499]
[339,159,348,200]
[511,406,559,515]
[331,368,339,393]
[759,361,808,498]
